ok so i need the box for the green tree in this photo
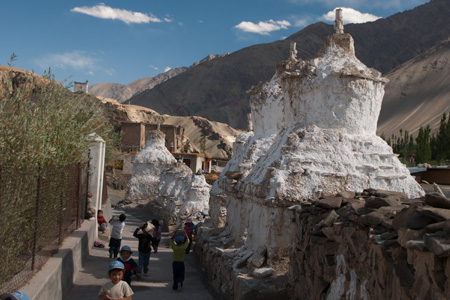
[199,135,207,154]
[435,112,450,163]
[0,70,117,168]
[415,125,432,163]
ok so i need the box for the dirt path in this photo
[63,206,217,300]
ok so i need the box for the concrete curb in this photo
[21,219,96,300]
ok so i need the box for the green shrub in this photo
[0,70,118,168]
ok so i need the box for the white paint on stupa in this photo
[126,130,210,228]
[210,22,424,249]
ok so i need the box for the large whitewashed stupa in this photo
[209,9,424,249]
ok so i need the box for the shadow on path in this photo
[63,207,217,300]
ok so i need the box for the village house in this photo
[73,80,88,93]
[120,122,184,153]
[174,152,213,174]
[115,122,185,176]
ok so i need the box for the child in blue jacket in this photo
[117,245,138,286]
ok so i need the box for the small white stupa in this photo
[126,130,210,230]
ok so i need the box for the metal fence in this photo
[0,163,87,294]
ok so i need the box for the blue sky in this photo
[1,0,428,86]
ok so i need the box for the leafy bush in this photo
[0,69,118,168]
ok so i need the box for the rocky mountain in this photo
[89,67,188,103]
[89,53,228,103]
[127,0,450,130]
[377,38,450,137]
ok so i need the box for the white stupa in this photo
[209,9,423,249]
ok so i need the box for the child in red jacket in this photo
[117,246,138,287]
[97,210,108,233]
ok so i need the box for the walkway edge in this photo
[21,219,96,300]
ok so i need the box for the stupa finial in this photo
[335,8,344,34]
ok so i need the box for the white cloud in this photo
[322,7,381,24]
[105,68,115,76]
[235,19,291,35]
[86,71,94,76]
[288,0,427,12]
[149,65,159,71]
[35,50,96,70]
[290,15,313,28]
[71,4,164,25]
[163,16,174,23]
[164,67,172,72]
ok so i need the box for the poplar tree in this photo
[415,125,432,163]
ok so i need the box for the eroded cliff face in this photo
[196,27,438,299]
[126,130,210,229]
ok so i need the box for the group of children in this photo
[98,212,195,299]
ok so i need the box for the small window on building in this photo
[183,159,191,168]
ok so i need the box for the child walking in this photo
[184,218,195,254]
[117,246,139,286]
[170,230,190,292]
[98,261,133,300]
[133,222,154,276]
[109,214,126,258]
[151,219,162,253]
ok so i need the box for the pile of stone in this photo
[196,191,450,299]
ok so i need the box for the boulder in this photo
[406,214,435,229]
[233,251,253,269]
[405,240,426,251]
[424,193,450,209]
[316,197,343,209]
[346,199,370,215]
[372,190,408,200]
[416,206,450,222]
[365,196,401,208]
[252,268,274,278]
[423,233,450,257]
[424,221,446,233]
[249,252,266,268]
[337,191,356,199]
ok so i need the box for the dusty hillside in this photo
[98,98,243,157]
[89,67,188,103]
[377,38,450,137]
[163,115,240,157]
[0,65,55,94]
[90,54,228,103]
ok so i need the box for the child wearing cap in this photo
[98,261,133,300]
[170,230,190,292]
[117,245,139,286]
[0,291,29,300]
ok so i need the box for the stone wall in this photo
[121,122,145,152]
[196,191,450,299]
